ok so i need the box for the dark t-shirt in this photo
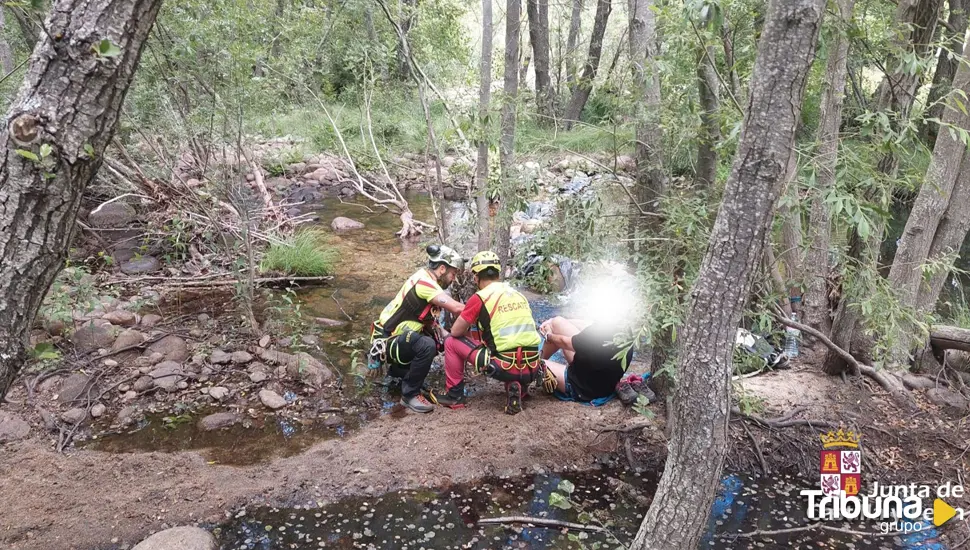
[566,325,632,400]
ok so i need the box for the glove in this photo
[539,363,557,394]
[366,338,387,380]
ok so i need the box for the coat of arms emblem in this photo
[819,428,862,496]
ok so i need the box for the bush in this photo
[260,230,336,277]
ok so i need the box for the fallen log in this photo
[930,325,970,354]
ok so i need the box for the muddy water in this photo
[215,471,946,549]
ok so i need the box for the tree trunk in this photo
[396,0,417,80]
[721,19,741,100]
[270,0,286,58]
[0,9,15,74]
[923,0,968,146]
[562,0,611,128]
[496,0,521,271]
[476,0,493,251]
[0,0,164,398]
[519,26,532,88]
[778,150,804,285]
[629,1,825,547]
[9,7,38,54]
[565,0,583,92]
[803,0,855,338]
[696,40,719,187]
[917,158,970,309]
[527,0,554,120]
[884,35,970,367]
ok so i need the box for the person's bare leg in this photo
[565,318,593,332]
[547,316,583,363]
[544,360,568,392]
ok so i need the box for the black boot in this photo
[505,382,523,415]
[436,384,468,409]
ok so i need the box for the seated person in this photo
[438,251,543,415]
[539,316,632,402]
[368,245,465,413]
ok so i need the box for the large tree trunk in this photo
[0,0,164,398]
[396,0,417,80]
[923,0,968,146]
[721,18,742,101]
[695,39,719,188]
[476,0,493,251]
[0,8,15,74]
[527,0,554,120]
[886,51,970,365]
[803,0,856,338]
[565,0,583,92]
[629,1,825,547]
[562,0,611,128]
[496,0,521,270]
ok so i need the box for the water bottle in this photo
[784,312,800,358]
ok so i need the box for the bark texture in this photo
[476,0,493,251]
[629,0,825,547]
[803,0,856,337]
[695,41,719,188]
[496,0,521,270]
[565,0,583,92]
[563,0,611,128]
[0,8,14,74]
[628,0,663,237]
[721,19,741,100]
[923,0,968,146]
[527,0,553,119]
[0,0,164,397]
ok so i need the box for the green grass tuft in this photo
[261,230,337,277]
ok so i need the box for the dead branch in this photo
[598,419,654,433]
[478,516,606,533]
[731,406,836,429]
[740,420,769,475]
[331,290,354,321]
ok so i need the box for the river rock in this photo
[90,403,107,418]
[300,335,320,347]
[324,415,343,428]
[147,352,166,365]
[258,335,271,348]
[927,388,968,411]
[258,349,332,388]
[259,389,287,409]
[231,351,253,364]
[115,406,138,425]
[103,310,137,327]
[141,314,163,328]
[287,162,307,174]
[0,411,30,442]
[112,329,145,351]
[60,407,88,425]
[147,335,190,363]
[133,375,154,392]
[198,412,240,431]
[120,256,161,275]
[208,386,229,401]
[57,373,97,404]
[331,216,364,231]
[121,390,138,402]
[132,526,217,550]
[150,362,185,392]
[209,349,231,365]
[249,371,269,383]
[72,323,117,354]
[902,374,936,391]
[88,202,136,228]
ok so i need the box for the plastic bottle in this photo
[784,312,800,358]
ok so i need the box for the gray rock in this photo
[279,337,293,348]
[141,314,163,328]
[72,323,118,354]
[231,351,253,364]
[103,359,119,368]
[133,376,154,392]
[115,406,138,424]
[147,335,190,363]
[121,390,138,402]
[300,335,320,347]
[102,310,137,327]
[112,329,145,352]
[60,407,88,425]
[287,162,307,174]
[208,386,229,401]
[257,349,333,388]
[57,373,97,404]
[249,371,269,383]
[259,389,287,409]
[188,328,204,339]
[132,526,217,550]
[324,415,343,428]
[209,350,231,364]
[149,362,185,392]
[902,374,936,391]
[0,411,30,442]
[441,155,456,168]
[147,352,166,365]
[197,314,210,323]
[314,317,348,328]
[120,256,161,275]
[331,216,365,231]
[88,202,136,228]
[90,403,107,418]
[198,412,240,431]
[258,335,271,348]
[927,388,969,411]
[177,380,189,390]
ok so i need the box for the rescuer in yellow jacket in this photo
[437,251,544,415]
[368,245,465,413]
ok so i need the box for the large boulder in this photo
[259,389,287,410]
[197,412,240,431]
[120,255,161,275]
[60,407,88,425]
[257,349,333,388]
[146,335,190,363]
[331,216,364,232]
[927,388,969,412]
[112,329,146,352]
[149,362,185,392]
[88,202,136,228]
[103,310,137,327]
[132,526,217,550]
[57,373,98,404]
[0,411,30,442]
[72,323,118,354]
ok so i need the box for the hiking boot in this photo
[630,378,657,404]
[436,388,468,409]
[505,382,523,415]
[401,394,435,413]
[616,379,638,406]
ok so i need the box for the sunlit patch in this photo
[562,261,643,330]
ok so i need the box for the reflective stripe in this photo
[496,323,538,337]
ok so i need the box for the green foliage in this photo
[260,230,336,277]
[38,264,106,326]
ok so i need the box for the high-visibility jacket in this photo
[376,269,443,336]
[474,282,541,354]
